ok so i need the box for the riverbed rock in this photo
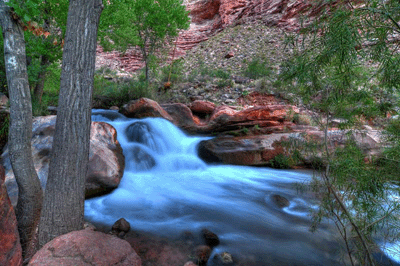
[201,229,220,247]
[195,245,212,265]
[28,228,141,266]
[190,100,216,115]
[213,252,234,265]
[121,98,173,121]
[2,116,125,205]
[198,128,383,167]
[161,103,201,130]
[271,194,290,208]
[0,165,22,266]
[111,218,131,238]
[198,134,288,165]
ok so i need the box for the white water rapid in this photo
[85,109,398,266]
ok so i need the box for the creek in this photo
[85,109,397,265]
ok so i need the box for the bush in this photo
[158,58,185,84]
[242,58,273,79]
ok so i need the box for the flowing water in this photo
[85,109,397,265]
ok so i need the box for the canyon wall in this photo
[97,0,312,72]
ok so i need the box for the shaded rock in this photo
[87,122,125,198]
[271,194,290,208]
[0,165,22,266]
[201,229,220,247]
[195,245,212,265]
[184,262,197,266]
[28,228,141,266]
[121,98,173,121]
[3,116,125,205]
[111,218,131,238]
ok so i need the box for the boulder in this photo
[121,98,173,121]
[0,165,22,266]
[3,116,125,205]
[28,228,141,266]
[161,103,199,130]
[190,100,216,115]
[198,134,288,166]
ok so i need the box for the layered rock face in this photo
[97,0,311,72]
[2,116,125,205]
[0,165,22,266]
[121,97,383,167]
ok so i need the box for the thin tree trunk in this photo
[33,16,51,104]
[33,55,49,104]
[38,0,103,247]
[0,0,43,261]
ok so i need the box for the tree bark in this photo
[38,0,103,247]
[0,0,43,261]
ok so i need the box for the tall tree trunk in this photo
[38,0,103,247]
[0,0,43,261]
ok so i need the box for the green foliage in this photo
[3,0,68,97]
[0,112,9,150]
[242,57,273,79]
[277,1,400,264]
[99,0,190,80]
[31,63,61,116]
[158,58,185,84]
[93,70,155,108]
[269,154,293,169]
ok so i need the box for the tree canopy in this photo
[99,0,190,80]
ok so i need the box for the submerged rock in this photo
[201,228,220,247]
[271,194,290,208]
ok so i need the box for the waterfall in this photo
[86,109,398,265]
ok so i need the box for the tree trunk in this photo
[38,0,103,247]
[0,0,43,261]
[33,55,49,104]
[33,17,51,104]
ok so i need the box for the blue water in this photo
[85,109,398,265]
